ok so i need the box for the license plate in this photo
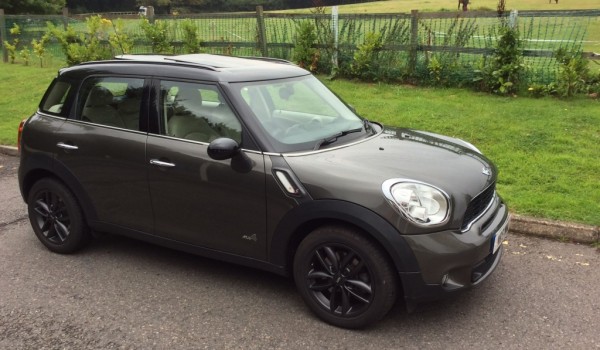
[492,217,509,254]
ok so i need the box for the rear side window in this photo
[40,80,71,116]
[77,77,144,131]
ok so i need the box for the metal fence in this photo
[1,7,599,83]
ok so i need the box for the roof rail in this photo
[240,56,295,65]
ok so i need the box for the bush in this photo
[3,23,21,64]
[181,19,204,54]
[140,18,173,54]
[293,21,319,72]
[474,25,525,95]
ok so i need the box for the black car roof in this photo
[58,54,311,82]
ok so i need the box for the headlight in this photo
[382,179,451,227]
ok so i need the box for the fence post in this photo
[147,6,155,23]
[409,10,419,75]
[509,9,518,28]
[331,6,339,72]
[0,9,7,63]
[62,7,69,30]
[256,6,268,57]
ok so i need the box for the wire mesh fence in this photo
[1,8,598,84]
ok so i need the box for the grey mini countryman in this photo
[18,54,509,328]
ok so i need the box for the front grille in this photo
[461,183,495,231]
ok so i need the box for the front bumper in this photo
[399,195,509,303]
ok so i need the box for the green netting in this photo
[2,10,598,84]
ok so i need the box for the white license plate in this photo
[492,217,509,254]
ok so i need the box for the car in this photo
[18,54,509,329]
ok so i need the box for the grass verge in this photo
[323,78,600,226]
[0,63,598,226]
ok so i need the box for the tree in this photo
[0,0,65,14]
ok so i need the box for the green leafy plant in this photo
[527,83,556,98]
[140,18,173,54]
[3,23,21,64]
[554,48,589,98]
[351,32,383,80]
[19,48,31,66]
[109,19,134,55]
[293,20,319,72]
[47,16,114,66]
[423,17,478,87]
[180,19,204,54]
[31,33,51,67]
[474,25,525,95]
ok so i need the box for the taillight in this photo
[17,119,26,152]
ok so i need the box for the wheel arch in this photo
[20,159,97,225]
[269,200,421,277]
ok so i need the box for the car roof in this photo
[58,54,311,83]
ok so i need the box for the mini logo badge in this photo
[482,167,491,176]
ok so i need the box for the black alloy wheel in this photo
[27,178,90,253]
[306,243,373,317]
[294,226,398,329]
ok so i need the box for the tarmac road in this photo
[0,153,598,349]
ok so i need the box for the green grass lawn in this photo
[0,63,598,226]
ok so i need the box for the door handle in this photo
[150,159,176,168]
[57,142,79,150]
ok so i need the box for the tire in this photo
[293,226,398,329]
[27,178,91,254]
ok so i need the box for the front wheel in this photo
[293,226,398,329]
[27,178,91,254]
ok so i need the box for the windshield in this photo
[230,75,368,153]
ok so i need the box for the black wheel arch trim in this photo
[269,199,421,275]
[20,154,99,225]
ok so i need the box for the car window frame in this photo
[71,74,151,133]
[148,78,261,151]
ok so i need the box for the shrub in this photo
[47,16,114,65]
[140,18,173,54]
[474,25,525,95]
[351,32,383,80]
[181,19,204,54]
[554,48,589,98]
[293,21,319,72]
[3,23,21,64]
[109,19,134,55]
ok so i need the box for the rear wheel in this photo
[27,178,90,254]
[293,226,398,329]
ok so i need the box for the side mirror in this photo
[207,137,239,160]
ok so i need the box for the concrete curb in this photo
[0,145,19,157]
[510,214,599,244]
[1,144,598,244]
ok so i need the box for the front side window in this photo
[77,77,144,130]
[160,80,242,143]
[231,75,367,153]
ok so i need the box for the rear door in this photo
[145,79,268,260]
[53,76,153,233]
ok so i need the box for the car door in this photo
[53,76,154,233]
[146,79,267,260]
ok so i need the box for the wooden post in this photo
[256,6,268,57]
[62,7,69,30]
[0,9,7,63]
[409,10,419,75]
[147,6,155,23]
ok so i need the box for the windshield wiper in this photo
[313,126,363,150]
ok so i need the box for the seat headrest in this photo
[86,86,114,106]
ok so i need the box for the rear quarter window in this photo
[40,79,72,116]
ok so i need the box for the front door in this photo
[146,80,267,260]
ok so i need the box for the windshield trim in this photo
[281,123,383,157]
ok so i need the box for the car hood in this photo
[283,126,497,232]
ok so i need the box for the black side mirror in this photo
[207,137,239,160]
